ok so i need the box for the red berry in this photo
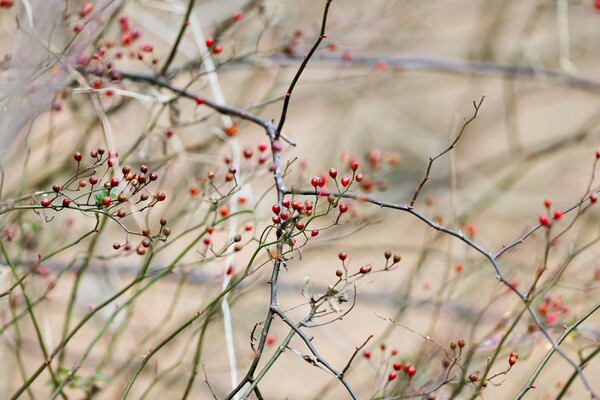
[89,176,98,185]
[280,212,289,220]
[349,159,359,171]
[272,204,281,214]
[329,168,338,179]
[62,199,71,207]
[539,215,551,226]
[213,44,223,54]
[281,198,291,208]
[119,14,129,31]
[362,349,371,359]
[311,177,320,187]
[149,172,158,181]
[243,147,253,159]
[596,149,600,159]
[595,0,600,10]
[311,230,319,237]
[388,372,397,381]
[74,152,83,162]
[393,363,402,371]
[543,199,552,208]
[205,36,214,47]
[509,355,517,366]
[232,10,244,21]
[196,97,205,105]
[295,221,305,230]
[266,334,276,345]
[219,207,229,217]
[258,142,268,152]
[591,193,598,203]
[291,200,302,211]
[338,203,349,213]
[553,209,563,219]
[341,176,350,187]
[140,165,148,173]
[41,198,51,207]
[102,196,112,206]
[355,172,364,182]
[110,177,119,187]
[318,175,326,188]
[156,192,166,201]
[359,265,372,274]
[338,252,347,261]
[272,215,281,224]
[406,365,416,377]
[52,184,60,193]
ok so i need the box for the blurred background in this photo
[1,0,600,399]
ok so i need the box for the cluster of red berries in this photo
[271,197,314,229]
[538,199,563,227]
[537,295,569,325]
[41,149,165,225]
[335,250,401,278]
[113,217,172,255]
